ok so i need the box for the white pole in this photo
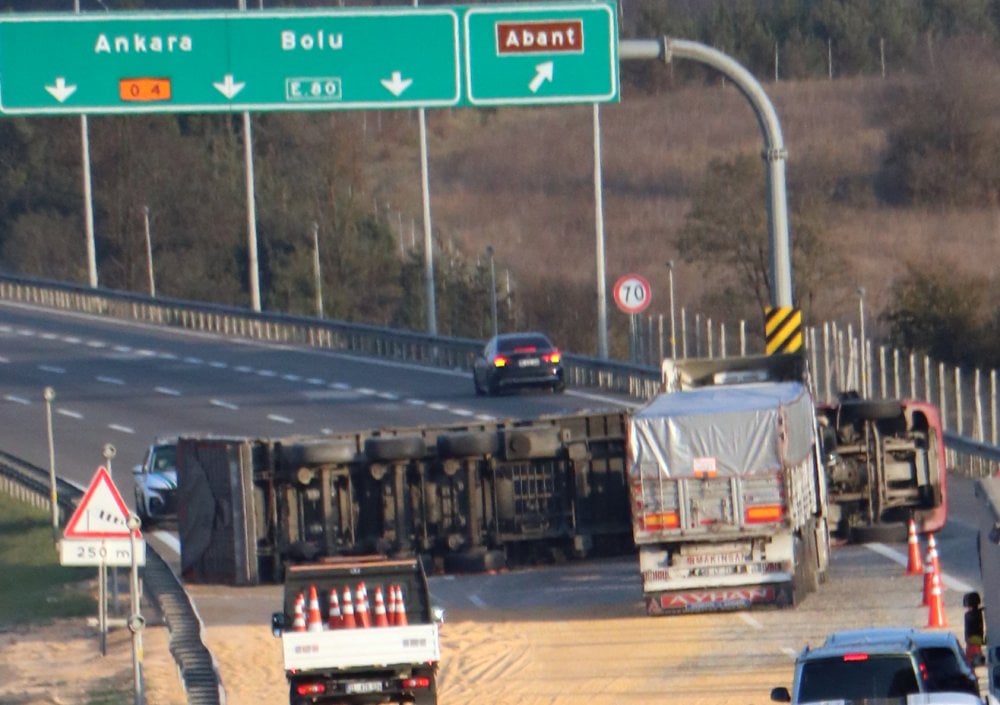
[593,104,608,358]
[312,222,323,318]
[74,0,97,287]
[142,206,155,297]
[239,0,261,312]
[667,261,676,359]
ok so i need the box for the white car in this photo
[132,440,177,527]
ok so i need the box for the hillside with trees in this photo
[2,0,1000,369]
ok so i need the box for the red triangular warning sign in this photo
[64,466,138,539]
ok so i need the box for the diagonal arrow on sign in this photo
[212,73,245,100]
[528,62,554,94]
[380,71,413,97]
[44,77,77,103]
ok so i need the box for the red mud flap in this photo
[645,583,792,615]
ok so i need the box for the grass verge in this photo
[0,493,95,627]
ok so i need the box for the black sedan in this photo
[472,332,565,395]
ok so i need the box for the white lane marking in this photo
[428,403,448,411]
[158,352,177,360]
[96,376,125,385]
[154,386,181,396]
[136,349,156,357]
[407,399,427,406]
[4,395,30,405]
[211,399,239,410]
[467,594,487,609]
[377,392,399,400]
[0,325,10,333]
[283,374,302,382]
[61,335,79,343]
[109,424,135,434]
[865,542,976,593]
[450,408,474,417]
[15,328,34,337]
[257,369,277,377]
[305,378,324,385]
[739,612,762,629]
[113,345,132,353]
[183,357,203,365]
[268,414,294,424]
[357,387,376,395]
[235,365,253,373]
[476,414,497,421]
[40,333,57,340]
[330,382,351,390]
[38,365,66,374]
[86,340,106,348]
[0,355,8,363]
[57,408,83,419]
[209,361,227,369]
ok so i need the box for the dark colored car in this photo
[472,332,565,396]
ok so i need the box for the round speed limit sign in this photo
[613,274,652,314]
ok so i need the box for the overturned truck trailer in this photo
[176,411,631,585]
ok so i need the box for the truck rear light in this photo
[642,511,679,530]
[402,676,431,689]
[744,505,783,523]
[295,682,326,696]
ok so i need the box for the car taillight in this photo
[295,682,326,696]
[543,350,561,363]
[842,653,869,662]
[402,677,431,689]
[492,355,509,368]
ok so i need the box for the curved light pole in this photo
[620,38,793,309]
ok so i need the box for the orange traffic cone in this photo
[395,584,408,627]
[927,568,947,628]
[373,586,389,627]
[356,582,371,628]
[922,536,939,606]
[327,588,343,629]
[906,519,924,575]
[292,592,306,632]
[306,584,324,632]
[341,586,357,629]
[387,583,398,625]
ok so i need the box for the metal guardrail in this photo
[0,273,662,398]
[0,451,224,705]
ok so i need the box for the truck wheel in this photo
[503,427,563,460]
[436,430,500,458]
[279,439,357,467]
[364,435,426,462]
[840,399,903,422]
[849,522,908,543]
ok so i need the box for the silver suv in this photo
[771,627,980,704]
[132,440,178,527]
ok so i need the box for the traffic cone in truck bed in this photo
[328,588,343,629]
[373,586,389,627]
[306,585,324,632]
[387,584,398,624]
[341,586,356,629]
[394,584,408,627]
[292,592,306,632]
[906,519,923,575]
[356,582,371,628]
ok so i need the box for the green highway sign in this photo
[0,3,619,116]
[0,9,462,114]
[464,2,618,106]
